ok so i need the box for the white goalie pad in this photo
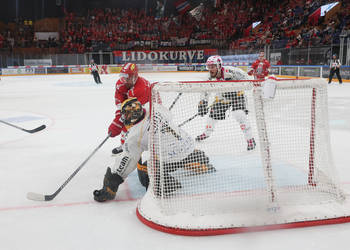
[112,152,138,179]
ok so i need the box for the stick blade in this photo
[27,124,46,133]
[27,192,46,201]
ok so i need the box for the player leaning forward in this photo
[109,63,150,155]
[196,55,256,151]
[93,98,215,202]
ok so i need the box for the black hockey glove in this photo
[198,100,209,116]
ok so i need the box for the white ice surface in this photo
[0,73,350,250]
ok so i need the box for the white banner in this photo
[24,59,52,66]
[152,65,178,71]
[34,32,59,41]
[2,68,34,75]
[270,52,282,65]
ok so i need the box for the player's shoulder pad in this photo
[136,76,150,86]
[116,80,128,91]
[223,66,249,80]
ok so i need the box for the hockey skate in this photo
[112,145,123,155]
[195,133,210,142]
[247,138,256,151]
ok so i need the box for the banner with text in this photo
[34,67,47,74]
[299,67,321,77]
[281,66,298,76]
[47,67,68,74]
[2,68,34,75]
[113,49,217,64]
[270,66,280,75]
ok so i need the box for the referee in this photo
[328,54,343,84]
[89,59,102,84]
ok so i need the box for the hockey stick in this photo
[177,100,215,128]
[168,92,183,111]
[0,120,46,134]
[27,133,111,201]
[178,113,199,127]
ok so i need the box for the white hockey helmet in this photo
[206,55,223,70]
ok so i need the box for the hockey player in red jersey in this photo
[248,51,271,80]
[108,63,150,154]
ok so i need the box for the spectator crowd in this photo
[0,0,349,54]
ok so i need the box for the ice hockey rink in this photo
[1,72,350,250]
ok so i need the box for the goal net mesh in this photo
[137,79,349,233]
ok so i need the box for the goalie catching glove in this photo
[198,99,209,116]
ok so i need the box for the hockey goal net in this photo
[137,78,350,235]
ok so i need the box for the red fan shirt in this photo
[251,59,271,80]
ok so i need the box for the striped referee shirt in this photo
[330,59,341,69]
[90,63,98,72]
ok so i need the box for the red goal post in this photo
[137,78,350,236]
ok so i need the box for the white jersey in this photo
[113,104,194,178]
[208,65,252,81]
[201,66,252,102]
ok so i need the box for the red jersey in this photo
[250,59,271,80]
[111,76,150,136]
[115,76,150,106]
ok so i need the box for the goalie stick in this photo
[0,120,46,133]
[27,133,111,201]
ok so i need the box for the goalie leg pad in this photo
[112,152,138,179]
[93,167,124,202]
[137,158,149,189]
[181,149,216,174]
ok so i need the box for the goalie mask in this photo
[121,98,144,126]
[120,63,138,89]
